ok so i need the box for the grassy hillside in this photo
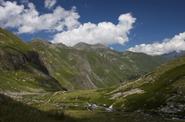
[0,28,63,92]
[30,41,167,90]
[108,55,185,118]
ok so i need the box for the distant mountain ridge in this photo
[162,51,185,60]
[74,42,108,50]
[30,40,168,90]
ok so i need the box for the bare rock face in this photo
[0,47,48,75]
[0,48,27,70]
[26,51,49,75]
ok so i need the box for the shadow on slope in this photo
[0,94,73,122]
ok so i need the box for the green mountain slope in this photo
[108,55,185,118]
[30,41,167,90]
[0,28,168,92]
[0,28,63,92]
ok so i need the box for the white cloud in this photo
[44,0,56,9]
[0,0,136,47]
[52,13,136,46]
[128,32,185,55]
[0,0,80,33]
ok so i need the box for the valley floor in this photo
[1,90,185,122]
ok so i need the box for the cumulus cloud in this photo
[0,0,80,33]
[0,0,136,47]
[52,13,136,46]
[44,0,56,9]
[128,32,185,55]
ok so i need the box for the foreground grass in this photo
[64,110,185,122]
[0,94,67,122]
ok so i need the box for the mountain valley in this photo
[0,28,185,122]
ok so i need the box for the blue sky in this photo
[0,0,185,55]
